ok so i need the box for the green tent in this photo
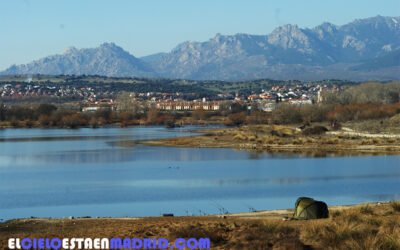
[293,197,329,220]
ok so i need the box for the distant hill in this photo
[1,16,400,81]
[350,49,400,71]
[2,43,155,78]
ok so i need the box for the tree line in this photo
[1,82,399,129]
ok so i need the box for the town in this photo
[0,75,345,113]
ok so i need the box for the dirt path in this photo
[328,127,400,138]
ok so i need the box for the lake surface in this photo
[1,126,400,220]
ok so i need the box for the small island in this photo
[141,123,400,157]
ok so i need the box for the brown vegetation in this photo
[141,124,400,156]
[1,202,400,249]
[1,82,400,130]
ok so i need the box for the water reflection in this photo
[0,146,273,165]
[0,135,128,142]
[0,126,400,219]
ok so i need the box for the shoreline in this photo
[0,201,378,222]
[139,125,400,156]
[2,201,400,249]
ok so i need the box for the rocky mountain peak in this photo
[315,22,337,33]
[64,46,79,54]
[100,42,120,50]
[268,24,311,49]
[1,16,399,81]
[98,42,130,56]
[313,22,338,40]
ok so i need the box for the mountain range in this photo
[1,15,399,81]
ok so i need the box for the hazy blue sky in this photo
[0,0,399,69]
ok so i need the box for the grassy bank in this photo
[1,202,400,249]
[139,123,400,156]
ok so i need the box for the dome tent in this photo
[293,197,329,220]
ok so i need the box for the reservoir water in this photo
[1,126,400,220]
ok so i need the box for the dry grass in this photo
[345,118,400,134]
[1,202,400,249]
[299,204,400,249]
[233,133,247,141]
[390,201,400,212]
[142,124,400,157]
[359,205,375,215]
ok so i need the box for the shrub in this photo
[246,111,269,125]
[328,103,400,122]
[161,114,176,127]
[300,104,333,123]
[389,201,400,212]
[192,108,206,121]
[389,114,400,126]
[146,107,159,125]
[25,120,34,128]
[10,119,20,127]
[302,126,328,136]
[359,205,374,215]
[0,102,6,121]
[61,113,89,128]
[272,104,303,124]
[225,112,247,126]
[36,104,57,116]
[38,115,51,127]
[270,126,297,137]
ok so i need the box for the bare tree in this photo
[116,92,141,116]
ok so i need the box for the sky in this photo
[0,0,399,70]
